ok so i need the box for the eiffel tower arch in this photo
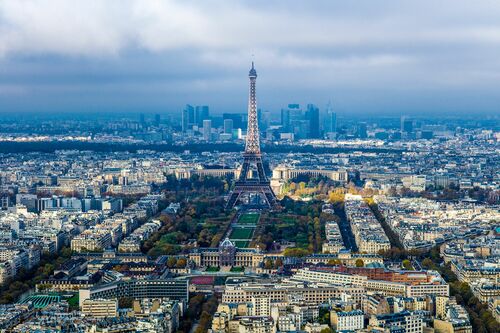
[226,63,278,210]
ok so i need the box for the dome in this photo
[220,237,235,248]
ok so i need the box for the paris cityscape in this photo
[0,1,499,333]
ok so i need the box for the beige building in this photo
[211,312,230,333]
[81,298,118,318]
[433,319,473,333]
[304,251,384,266]
[222,281,364,306]
[71,230,112,252]
[331,310,364,331]
[236,317,275,333]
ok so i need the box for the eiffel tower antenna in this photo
[225,62,278,210]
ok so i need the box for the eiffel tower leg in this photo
[239,160,250,181]
[226,191,241,210]
[256,160,266,182]
[264,189,277,207]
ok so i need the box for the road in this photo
[335,205,358,252]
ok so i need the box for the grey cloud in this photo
[0,0,499,114]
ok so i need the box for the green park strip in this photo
[229,227,254,239]
[237,213,260,225]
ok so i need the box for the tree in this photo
[176,257,187,268]
[402,259,413,270]
[283,248,311,257]
[264,259,273,269]
[421,258,436,270]
[327,259,341,266]
[355,259,364,267]
[274,257,284,268]
[167,257,177,268]
[118,297,134,308]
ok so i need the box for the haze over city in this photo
[1,0,500,114]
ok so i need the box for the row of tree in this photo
[421,248,498,333]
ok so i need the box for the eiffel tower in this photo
[226,62,278,210]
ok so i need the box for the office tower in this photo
[196,105,210,126]
[306,104,320,138]
[182,105,194,132]
[223,113,247,130]
[281,108,290,130]
[224,119,234,134]
[139,113,145,125]
[281,104,300,128]
[154,114,160,126]
[401,116,413,134]
[261,110,271,131]
[289,105,303,123]
[330,112,337,133]
[325,101,337,133]
[357,122,368,139]
[203,119,212,141]
[226,63,277,210]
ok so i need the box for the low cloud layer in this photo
[1,0,499,114]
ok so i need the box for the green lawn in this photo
[280,215,296,224]
[238,213,259,225]
[233,241,249,248]
[229,227,254,239]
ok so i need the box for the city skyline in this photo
[1,1,500,115]
[0,2,499,332]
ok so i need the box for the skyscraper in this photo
[223,113,247,130]
[260,110,271,131]
[224,119,234,134]
[326,101,337,134]
[196,105,210,127]
[281,108,290,130]
[281,104,300,130]
[203,119,212,141]
[182,104,194,132]
[306,104,320,138]
[401,116,413,134]
[357,122,368,139]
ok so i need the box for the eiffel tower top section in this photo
[245,62,261,156]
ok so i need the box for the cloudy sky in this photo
[1,0,500,116]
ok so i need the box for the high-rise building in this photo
[281,108,290,130]
[223,113,247,130]
[182,105,194,132]
[306,104,320,138]
[401,116,413,134]
[281,104,301,130]
[154,114,161,126]
[196,106,210,126]
[260,110,271,131]
[139,113,145,125]
[357,122,368,139]
[326,101,337,134]
[203,119,212,141]
[224,119,234,134]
